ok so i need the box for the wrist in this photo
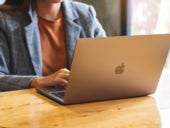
[30,77,42,88]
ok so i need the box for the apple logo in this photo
[115,63,125,74]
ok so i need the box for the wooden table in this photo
[0,69,170,128]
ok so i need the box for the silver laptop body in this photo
[36,34,170,105]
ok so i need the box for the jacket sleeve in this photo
[0,33,37,91]
[0,12,37,91]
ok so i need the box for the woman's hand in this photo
[30,68,70,88]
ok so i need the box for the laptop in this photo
[36,34,170,105]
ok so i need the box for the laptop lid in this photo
[37,34,170,105]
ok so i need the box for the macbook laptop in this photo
[36,34,170,105]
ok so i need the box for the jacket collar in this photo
[62,0,81,68]
[62,0,79,21]
[24,0,41,76]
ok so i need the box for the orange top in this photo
[38,14,67,76]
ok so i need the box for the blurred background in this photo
[0,0,5,5]
[76,0,170,36]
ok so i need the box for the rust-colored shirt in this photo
[38,15,67,76]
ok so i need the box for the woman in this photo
[0,0,106,91]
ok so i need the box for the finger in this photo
[60,68,70,74]
[55,69,70,77]
[60,73,69,80]
[57,79,68,86]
